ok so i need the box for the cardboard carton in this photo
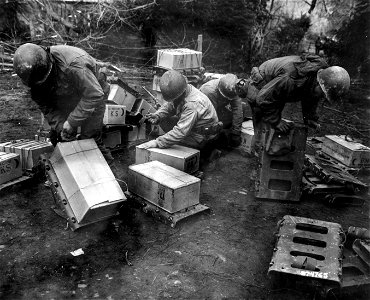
[0,152,22,184]
[103,104,126,125]
[0,140,53,170]
[135,144,200,174]
[156,48,202,70]
[128,161,200,213]
[108,84,136,111]
[322,135,370,168]
[49,139,126,224]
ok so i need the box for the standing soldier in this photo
[140,70,221,151]
[13,43,113,163]
[200,74,248,148]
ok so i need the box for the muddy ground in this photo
[0,71,369,300]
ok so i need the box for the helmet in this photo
[13,43,52,87]
[218,74,238,99]
[159,70,187,102]
[317,66,350,103]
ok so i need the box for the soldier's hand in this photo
[139,140,158,149]
[146,113,160,125]
[275,120,293,133]
[307,120,321,131]
[62,120,74,134]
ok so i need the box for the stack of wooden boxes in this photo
[0,139,54,186]
[103,78,157,149]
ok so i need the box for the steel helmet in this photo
[218,74,238,99]
[317,66,350,103]
[13,43,52,87]
[159,70,187,102]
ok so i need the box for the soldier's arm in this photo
[156,103,197,148]
[66,67,105,128]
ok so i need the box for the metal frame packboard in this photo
[255,122,307,201]
[303,153,369,205]
[268,215,344,290]
[126,192,209,228]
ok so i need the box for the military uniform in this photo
[200,78,243,136]
[152,85,219,149]
[245,54,329,127]
[29,45,112,160]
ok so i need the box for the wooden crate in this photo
[128,161,200,213]
[132,99,156,116]
[322,135,370,168]
[135,144,200,174]
[0,152,22,184]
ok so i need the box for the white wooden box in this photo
[0,140,54,170]
[240,120,255,155]
[0,152,22,184]
[135,144,199,174]
[132,99,156,116]
[156,48,202,70]
[108,84,136,111]
[49,139,126,223]
[103,104,126,125]
[322,135,370,168]
[128,161,200,213]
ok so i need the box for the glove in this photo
[275,120,293,133]
[146,113,160,125]
[229,133,242,148]
[307,120,321,131]
[138,140,158,149]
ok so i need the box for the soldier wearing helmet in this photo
[239,54,350,133]
[13,43,113,163]
[200,73,249,147]
[140,70,220,150]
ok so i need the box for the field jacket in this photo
[251,54,329,126]
[154,85,219,148]
[200,78,243,135]
[30,45,106,132]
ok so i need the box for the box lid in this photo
[136,144,199,159]
[324,135,370,152]
[242,120,254,134]
[129,160,200,189]
[159,48,202,55]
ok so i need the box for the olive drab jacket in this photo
[200,78,243,135]
[30,45,107,132]
[249,54,329,126]
[154,85,219,148]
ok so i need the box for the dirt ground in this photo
[0,71,369,300]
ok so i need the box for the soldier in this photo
[238,54,350,133]
[200,74,249,148]
[140,70,221,151]
[13,43,113,163]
